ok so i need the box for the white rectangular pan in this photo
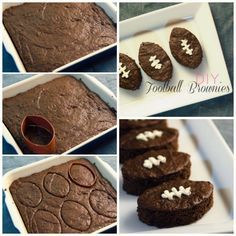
[2,73,117,154]
[119,119,234,233]
[2,2,117,72]
[3,155,117,234]
[119,3,232,116]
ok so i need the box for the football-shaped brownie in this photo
[122,149,191,195]
[138,42,173,81]
[120,119,167,136]
[169,27,203,68]
[138,179,213,228]
[120,127,178,163]
[119,53,142,90]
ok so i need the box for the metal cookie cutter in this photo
[21,115,56,154]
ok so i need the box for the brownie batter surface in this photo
[9,159,117,233]
[3,3,117,72]
[3,76,116,154]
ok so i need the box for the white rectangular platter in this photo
[119,119,234,233]
[119,3,232,116]
[3,155,117,234]
[3,2,117,72]
[2,73,117,154]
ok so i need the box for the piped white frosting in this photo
[180,39,193,55]
[149,55,162,69]
[143,155,166,169]
[119,63,130,78]
[161,186,191,200]
[136,130,163,142]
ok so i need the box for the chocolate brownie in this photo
[139,42,173,81]
[138,179,213,228]
[3,3,116,72]
[119,53,142,90]
[169,27,203,68]
[120,119,167,133]
[9,159,117,233]
[122,149,191,195]
[3,76,116,154]
[120,127,178,163]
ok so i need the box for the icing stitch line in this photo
[119,63,130,78]
[143,155,166,169]
[161,186,191,200]
[180,39,193,55]
[136,130,163,141]
[149,55,162,69]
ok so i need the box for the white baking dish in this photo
[3,155,117,234]
[2,2,117,72]
[119,119,234,233]
[2,73,117,154]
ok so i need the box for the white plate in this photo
[2,73,117,154]
[119,119,234,233]
[3,2,117,72]
[119,3,232,116]
[3,155,117,234]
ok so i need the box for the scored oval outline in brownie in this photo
[169,27,203,68]
[119,53,142,90]
[120,127,179,163]
[3,76,116,154]
[9,159,117,233]
[122,149,191,195]
[139,42,173,81]
[3,3,117,72]
[137,179,213,228]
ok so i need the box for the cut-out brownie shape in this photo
[120,119,168,137]
[120,119,167,132]
[120,127,178,163]
[169,27,203,68]
[138,179,213,228]
[9,159,117,233]
[139,42,173,81]
[122,149,191,195]
[119,53,142,90]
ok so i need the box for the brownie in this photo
[120,127,178,163]
[137,179,213,228]
[120,119,167,133]
[139,42,173,81]
[3,3,116,72]
[119,53,142,90]
[3,76,116,154]
[9,159,117,233]
[169,27,203,68]
[122,149,191,195]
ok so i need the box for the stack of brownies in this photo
[120,119,213,228]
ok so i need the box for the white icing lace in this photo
[161,186,191,200]
[119,63,130,78]
[180,39,193,55]
[136,130,163,141]
[149,55,162,69]
[143,155,166,169]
